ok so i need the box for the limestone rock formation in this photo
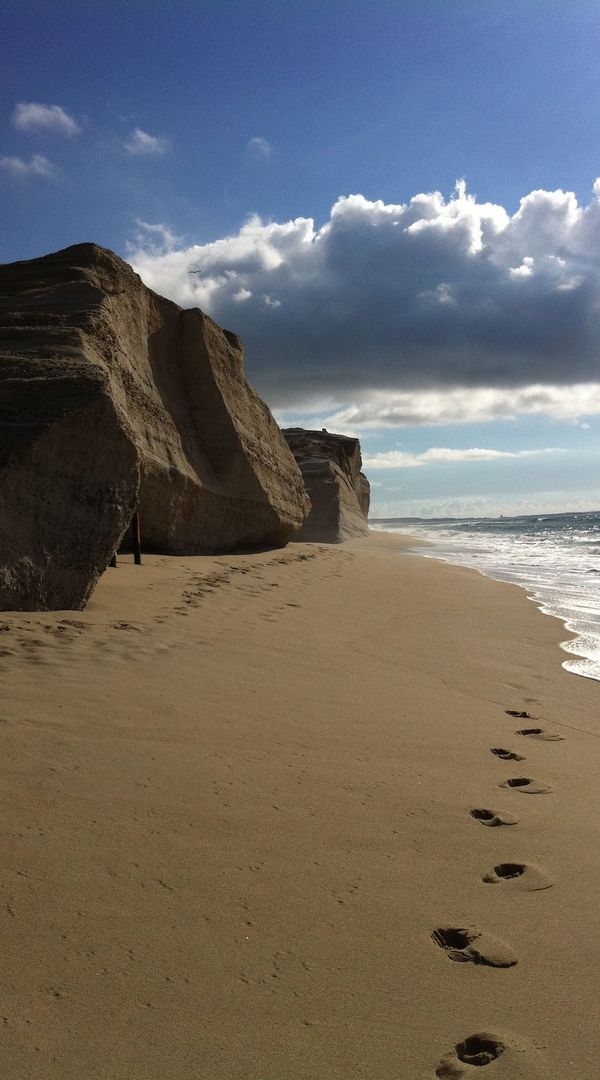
[0,243,309,610]
[282,428,370,542]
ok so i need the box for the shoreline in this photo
[1,532,598,1077]
[371,522,600,685]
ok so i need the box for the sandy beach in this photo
[1,530,598,1078]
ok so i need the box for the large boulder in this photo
[0,243,309,610]
[282,428,370,542]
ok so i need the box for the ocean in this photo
[370,510,600,682]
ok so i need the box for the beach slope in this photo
[0,532,597,1078]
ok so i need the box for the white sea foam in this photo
[371,512,600,681]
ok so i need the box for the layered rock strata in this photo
[0,243,309,610]
[282,428,370,542]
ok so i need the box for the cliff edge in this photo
[282,427,370,542]
[0,243,309,609]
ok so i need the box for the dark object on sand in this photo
[132,511,142,566]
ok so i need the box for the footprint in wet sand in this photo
[499,776,551,794]
[490,747,525,761]
[431,926,517,967]
[435,1030,546,1077]
[482,861,554,890]
[470,808,519,828]
[516,726,564,742]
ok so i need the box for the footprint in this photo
[499,777,551,794]
[490,747,525,761]
[435,1030,546,1077]
[470,808,519,828]
[436,1033,505,1075]
[516,727,564,742]
[431,926,517,967]
[482,861,554,890]
[505,709,532,718]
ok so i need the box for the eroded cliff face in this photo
[0,243,309,610]
[282,428,370,543]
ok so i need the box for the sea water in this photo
[371,511,600,682]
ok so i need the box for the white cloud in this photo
[247,136,272,158]
[128,219,182,254]
[125,128,169,156]
[127,179,600,419]
[12,102,80,136]
[419,281,456,304]
[320,384,600,429]
[370,490,600,520]
[0,153,55,178]
[509,255,534,278]
[363,450,433,469]
[556,275,582,291]
[363,446,565,469]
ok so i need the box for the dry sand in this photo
[0,531,598,1078]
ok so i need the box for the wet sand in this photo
[0,531,598,1078]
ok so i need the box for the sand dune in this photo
[0,531,598,1077]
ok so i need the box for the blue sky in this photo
[2,0,600,517]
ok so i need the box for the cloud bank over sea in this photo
[129,180,600,426]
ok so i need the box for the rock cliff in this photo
[0,243,309,610]
[282,428,370,542]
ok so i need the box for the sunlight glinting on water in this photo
[372,511,600,682]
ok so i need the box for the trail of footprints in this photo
[0,548,337,673]
[1,563,565,1072]
[433,707,564,1075]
